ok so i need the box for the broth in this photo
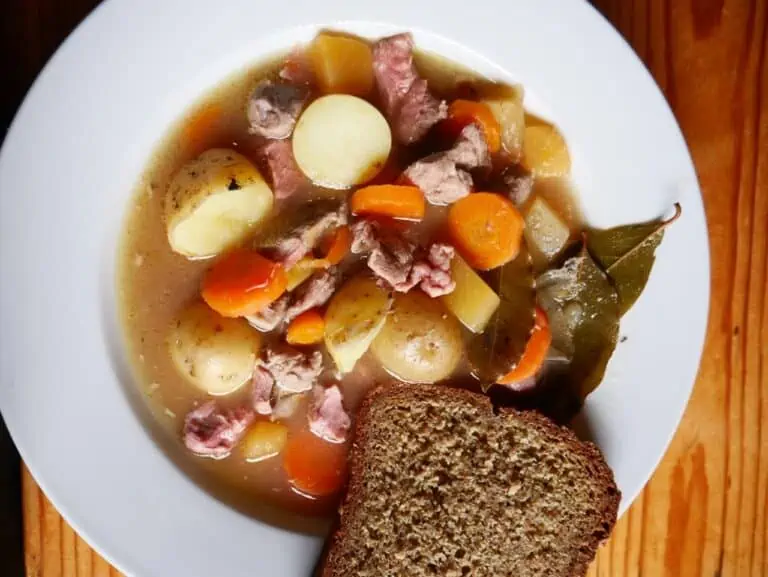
[118,39,582,525]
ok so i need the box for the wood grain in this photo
[587,0,768,576]
[16,0,768,576]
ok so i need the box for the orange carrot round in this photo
[283,431,347,497]
[497,307,552,385]
[319,225,352,266]
[447,192,524,270]
[351,185,425,221]
[201,248,287,318]
[446,100,501,153]
[286,309,326,346]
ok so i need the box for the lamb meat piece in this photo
[446,124,491,170]
[368,233,416,289]
[183,401,254,459]
[404,154,473,205]
[394,79,448,145]
[350,219,380,254]
[251,366,275,415]
[503,163,534,207]
[261,140,305,199]
[308,385,351,443]
[427,243,455,270]
[284,269,339,324]
[247,80,308,139]
[372,33,418,116]
[271,203,348,268]
[421,243,456,297]
[372,33,446,144]
[402,243,456,297]
[245,294,290,332]
[404,124,491,205]
[262,345,323,394]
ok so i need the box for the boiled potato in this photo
[324,274,393,373]
[168,302,260,395]
[480,83,526,160]
[242,421,288,462]
[441,254,500,333]
[293,95,391,189]
[522,125,571,177]
[165,149,274,258]
[524,196,571,261]
[372,291,463,383]
[310,33,374,96]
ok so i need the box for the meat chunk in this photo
[368,232,417,289]
[247,81,308,139]
[350,219,455,296]
[404,124,491,205]
[261,140,305,199]
[251,366,275,415]
[284,269,339,323]
[404,154,472,205]
[411,243,456,297]
[395,79,448,144]
[245,294,290,332]
[261,345,323,394]
[272,203,348,268]
[503,163,534,207]
[308,385,351,443]
[350,219,380,254]
[372,34,446,144]
[372,33,418,116]
[446,124,491,170]
[183,402,254,459]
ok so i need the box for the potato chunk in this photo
[480,83,526,160]
[168,302,260,395]
[165,149,274,258]
[241,421,288,462]
[324,275,392,373]
[524,196,571,261]
[441,254,501,333]
[372,291,462,383]
[309,33,374,96]
[293,95,391,189]
[522,125,571,177]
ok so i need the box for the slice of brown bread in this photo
[322,384,620,577]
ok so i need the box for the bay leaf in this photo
[587,203,681,316]
[536,243,620,398]
[469,247,536,386]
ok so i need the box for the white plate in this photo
[0,0,708,575]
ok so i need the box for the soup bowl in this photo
[0,0,708,575]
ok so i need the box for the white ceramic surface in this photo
[0,0,709,575]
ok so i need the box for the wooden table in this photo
[11,0,768,576]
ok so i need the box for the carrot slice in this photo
[497,307,552,385]
[447,192,524,270]
[283,431,348,497]
[351,185,426,221]
[319,225,352,266]
[201,248,287,317]
[286,309,326,346]
[445,100,502,153]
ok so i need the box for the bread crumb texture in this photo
[323,385,619,577]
